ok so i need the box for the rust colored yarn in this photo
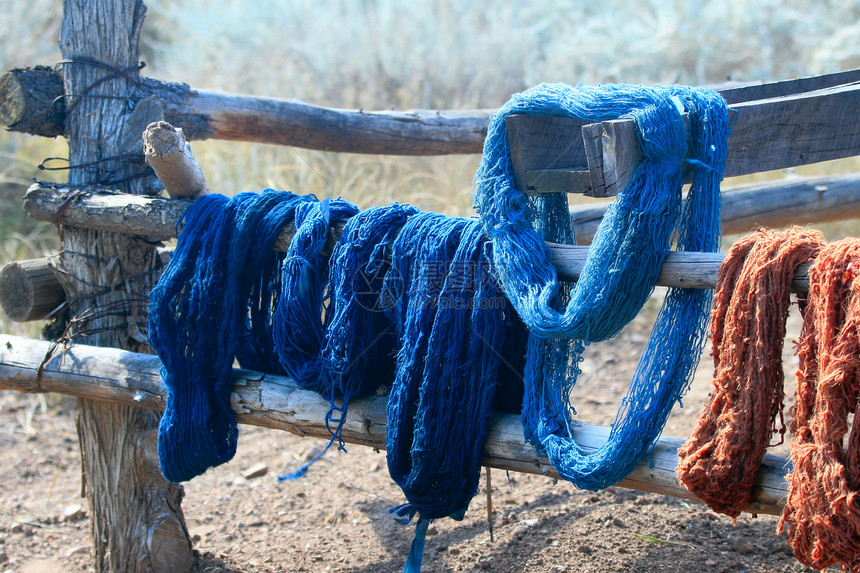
[778,239,860,572]
[677,227,824,518]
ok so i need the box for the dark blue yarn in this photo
[319,203,419,403]
[149,82,729,571]
[383,213,515,572]
[273,197,361,393]
[384,214,502,517]
[275,202,421,478]
[149,190,311,482]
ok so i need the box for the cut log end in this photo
[143,121,183,157]
[0,259,66,322]
[0,72,26,126]
[0,67,65,137]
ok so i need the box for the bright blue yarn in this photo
[473,83,728,490]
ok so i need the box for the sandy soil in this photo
[0,302,828,573]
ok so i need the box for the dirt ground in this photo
[0,300,830,573]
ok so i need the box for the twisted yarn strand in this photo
[677,227,824,517]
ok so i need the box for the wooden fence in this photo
[0,1,859,572]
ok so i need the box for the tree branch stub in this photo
[143,121,208,198]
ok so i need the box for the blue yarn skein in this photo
[272,196,362,477]
[149,190,310,482]
[474,83,728,490]
[320,204,419,406]
[274,197,360,392]
[475,83,714,341]
[384,213,516,572]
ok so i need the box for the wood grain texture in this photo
[1,66,492,155]
[187,90,493,154]
[143,121,208,198]
[570,172,860,245]
[0,67,65,136]
[0,334,790,516]
[581,119,645,197]
[516,81,860,196]
[718,68,860,105]
[58,1,193,571]
[0,250,168,323]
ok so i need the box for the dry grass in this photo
[2,0,860,336]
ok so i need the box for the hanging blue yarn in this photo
[273,197,360,392]
[319,203,419,404]
[149,190,311,482]
[275,203,422,478]
[148,81,730,572]
[473,83,728,490]
[383,213,515,572]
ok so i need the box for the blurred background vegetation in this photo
[1,0,860,336]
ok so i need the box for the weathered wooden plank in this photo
[506,115,590,192]
[510,81,860,197]
[580,118,644,197]
[718,67,860,105]
[5,64,857,158]
[570,172,860,245]
[0,334,790,516]
[727,82,860,174]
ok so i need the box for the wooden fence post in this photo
[58,0,193,571]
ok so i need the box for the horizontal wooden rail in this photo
[571,172,860,243]
[0,334,789,515]
[21,184,820,296]
[13,170,860,322]
[2,67,858,158]
[19,173,860,298]
[0,70,492,155]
